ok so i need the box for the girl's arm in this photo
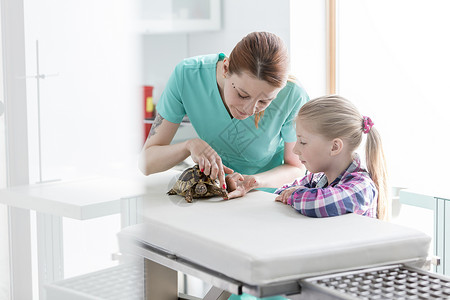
[253,141,306,188]
[287,175,377,218]
[226,142,306,199]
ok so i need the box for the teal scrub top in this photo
[156,54,309,176]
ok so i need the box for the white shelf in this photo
[45,262,144,300]
[0,176,147,220]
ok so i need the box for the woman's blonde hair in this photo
[297,95,389,220]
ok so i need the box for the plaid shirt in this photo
[275,154,377,218]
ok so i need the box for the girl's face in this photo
[223,72,281,120]
[293,119,334,173]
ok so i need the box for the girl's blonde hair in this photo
[297,95,389,220]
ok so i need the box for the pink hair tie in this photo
[362,116,374,134]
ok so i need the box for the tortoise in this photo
[167,165,228,203]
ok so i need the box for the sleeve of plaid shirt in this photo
[274,173,313,194]
[283,172,377,218]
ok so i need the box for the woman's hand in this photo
[186,138,233,189]
[226,173,260,199]
[275,187,302,204]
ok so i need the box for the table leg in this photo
[145,259,178,300]
[436,198,445,274]
[36,213,64,300]
[203,286,231,300]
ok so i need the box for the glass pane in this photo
[173,0,210,20]
[141,0,211,20]
[140,0,172,20]
[23,0,142,184]
[63,215,121,278]
[21,0,142,292]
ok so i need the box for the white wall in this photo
[142,34,190,104]
[142,0,291,104]
[187,0,291,56]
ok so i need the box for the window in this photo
[290,0,327,99]
[337,0,450,188]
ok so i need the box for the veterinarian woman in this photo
[139,31,309,199]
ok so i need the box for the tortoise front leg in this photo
[185,187,194,203]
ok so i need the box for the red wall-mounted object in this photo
[143,86,154,142]
[143,86,154,119]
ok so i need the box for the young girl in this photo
[275,95,389,220]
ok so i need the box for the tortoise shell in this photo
[167,165,228,203]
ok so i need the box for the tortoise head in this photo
[194,182,207,195]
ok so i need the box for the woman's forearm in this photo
[138,141,190,175]
[254,164,306,189]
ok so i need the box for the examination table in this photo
[118,169,450,299]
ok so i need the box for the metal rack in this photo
[299,264,450,300]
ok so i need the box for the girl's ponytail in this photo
[365,125,389,220]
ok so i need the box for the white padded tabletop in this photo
[119,170,431,286]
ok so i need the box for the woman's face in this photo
[223,72,282,120]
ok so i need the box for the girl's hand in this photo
[186,138,233,189]
[275,187,301,204]
[226,173,260,199]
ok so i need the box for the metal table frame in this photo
[119,236,434,300]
